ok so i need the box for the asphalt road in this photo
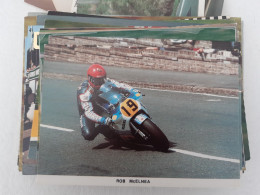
[44,61,239,90]
[38,78,241,178]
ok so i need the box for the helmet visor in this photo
[89,76,105,86]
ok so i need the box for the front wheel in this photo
[141,119,169,152]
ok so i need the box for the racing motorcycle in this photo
[94,82,169,151]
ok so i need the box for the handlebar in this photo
[108,121,116,130]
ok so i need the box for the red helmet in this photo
[87,64,106,89]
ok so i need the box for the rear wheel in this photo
[141,119,169,152]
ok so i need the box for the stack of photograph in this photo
[19,0,250,187]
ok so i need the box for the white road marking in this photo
[140,87,240,99]
[206,99,222,102]
[40,124,240,164]
[169,148,240,164]
[40,124,75,132]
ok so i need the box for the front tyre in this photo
[141,119,169,152]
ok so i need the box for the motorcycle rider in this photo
[77,64,134,141]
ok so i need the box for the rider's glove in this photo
[100,117,113,126]
[131,89,141,94]
[105,117,113,126]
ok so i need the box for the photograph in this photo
[75,0,224,17]
[24,0,224,17]
[38,36,243,181]
[76,0,181,16]
[3,0,260,194]
[20,25,43,175]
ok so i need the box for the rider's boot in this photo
[80,115,98,141]
[96,125,120,139]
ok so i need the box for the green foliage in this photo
[172,0,180,16]
[96,0,110,14]
[44,20,118,28]
[110,0,161,16]
[77,3,91,14]
[77,0,176,16]
[110,0,176,16]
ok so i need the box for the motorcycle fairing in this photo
[134,113,149,125]
[95,82,149,131]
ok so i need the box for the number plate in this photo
[120,98,139,118]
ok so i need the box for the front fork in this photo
[130,113,150,141]
[129,122,149,141]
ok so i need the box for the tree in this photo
[110,0,175,16]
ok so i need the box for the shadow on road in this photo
[92,135,177,153]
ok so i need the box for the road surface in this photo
[38,78,241,178]
[44,61,239,90]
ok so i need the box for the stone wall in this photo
[44,36,239,75]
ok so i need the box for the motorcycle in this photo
[94,82,169,152]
